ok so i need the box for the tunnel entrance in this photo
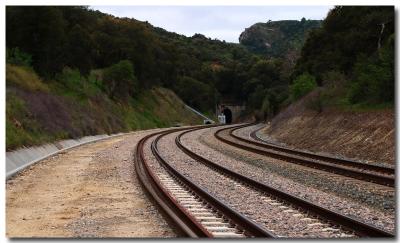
[222,108,232,124]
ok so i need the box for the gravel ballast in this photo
[180,126,395,233]
[144,130,358,238]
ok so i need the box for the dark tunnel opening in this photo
[222,108,232,124]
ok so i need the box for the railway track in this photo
[136,125,394,238]
[177,126,394,238]
[249,124,395,175]
[214,124,394,187]
[135,126,275,238]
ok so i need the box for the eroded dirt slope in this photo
[261,92,394,165]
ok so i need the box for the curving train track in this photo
[135,126,274,238]
[135,125,394,238]
[214,124,395,187]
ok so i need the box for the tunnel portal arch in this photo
[217,102,245,124]
[222,108,232,124]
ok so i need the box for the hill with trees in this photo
[239,19,321,62]
[6,6,290,149]
[6,6,287,112]
[6,6,296,133]
[292,6,394,108]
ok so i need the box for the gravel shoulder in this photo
[6,129,177,238]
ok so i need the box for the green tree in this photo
[65,24,93,75]
[174,76,214,112]
[6,6,67,76]
[348,36,394,104]
[103,60,137,101]
[295,6,394,80]
[6,47,32,67]
[290,73,317,100]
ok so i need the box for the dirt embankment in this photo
[262,91,395,165]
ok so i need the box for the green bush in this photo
[56,67,83,89]
[6,47,32,67]
[103,60,138,101]
[348,35,394,105]
[174,76,215,112]
[290,73,317,100]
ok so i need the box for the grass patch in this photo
[6,64,49,92]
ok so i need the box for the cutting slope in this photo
[261,91,394,165]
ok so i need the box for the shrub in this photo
[103,60,138,101]
[290,73,317,100]
[173,76,215,112]
[348,36,394,105]
[56,67,83,89]
[6,47,32,67]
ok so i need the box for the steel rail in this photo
[214,124,394,187]
[152,128,275,238]
[247,124,394,175]
[176,126,395,238]
[135,125,274,238]
[135,127,211,237]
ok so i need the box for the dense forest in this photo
[293,6,394,107]
[6,6,291,115]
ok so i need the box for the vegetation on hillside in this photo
[6,64,202,150]
[7,6,269,112]
[293,6,394,108]
[6,6,296,123]
[239,19,321,62]
[240,6,394,113]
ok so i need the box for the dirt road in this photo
[6,130,177,238]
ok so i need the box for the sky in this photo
[90,6,333,43]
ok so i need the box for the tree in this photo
[174,76,214,112]
[290,73,317,100]
[65,24,93,75]
[295,6,394,80]
[103,60,137,101]
[6,47,32,67]
[348,34,394,104]
[6,6,67,77]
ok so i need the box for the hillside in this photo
[252,6,394,166]
[6,64,202,151]
[260,90,394,165]
[239,19,321,60]
[6,6,264,113]
[6,6,299,131]
[293,6,394,105]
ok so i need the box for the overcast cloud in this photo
[90,6,333,43]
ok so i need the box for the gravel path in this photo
[180,126,395,233]
[145,130,358,238]
[6,129,177,238]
